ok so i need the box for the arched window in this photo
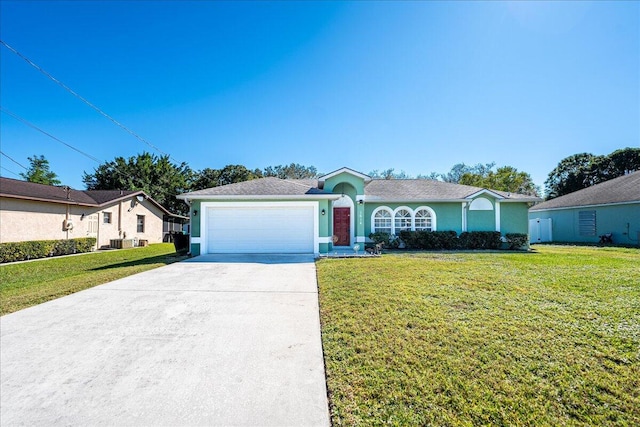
[372,208,392,234]
[415,209,433,231]
[394,209,412,233]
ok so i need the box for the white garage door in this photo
[206,205,315,254]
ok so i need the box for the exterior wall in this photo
[188,198,332,255]
[323,172,365,194]
[0,196,165,247]
[529,203,640,244]
[364,202,463,236]
[0,198,98,243]
[500,203,530,234]
[97,198,165,248]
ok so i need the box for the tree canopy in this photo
[261,163,318,179]
[459,165,539,196]
[191,165,260,191]
[544,148,640,199]
[82,153,192,215]
[20,155,61,186]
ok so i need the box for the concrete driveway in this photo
[1,254,330,426]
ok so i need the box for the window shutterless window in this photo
[103,212,112,224]
[373,209,392,234]
[137,215,145,233]
[414,209,433,231]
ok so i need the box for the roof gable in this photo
[318,167,371,183]
[530,171,640,211]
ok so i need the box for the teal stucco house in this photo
[177,167,540,256]
[529,171,640,245]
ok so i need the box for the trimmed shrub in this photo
[506,233,529,250]
[0,238,96,263]
[369,232,392,246]
[458,231,502,250]
[398,230,459,250]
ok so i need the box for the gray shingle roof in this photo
[0,177,175,216]
[181,177,332,197]
[181,176,539,201]
[530,171,640,211]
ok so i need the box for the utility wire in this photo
[1,107,145,186]
[1,166,21,177]
[1,107,103,164]
[0,40,178,163]
[0,149,28,170]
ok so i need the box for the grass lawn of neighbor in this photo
[0,243,187,315]
[317,245,640,426]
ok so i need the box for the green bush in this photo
[398,230,459,250]
[459,231,502,250]
[506,233,529,250]
[0,238,96,263]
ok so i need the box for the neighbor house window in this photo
[415,209,433,231]
[103,212,112,224]
[373,209,392,234]
[578,210,596,236]
[137,215,145,233]
[394,209,412,233]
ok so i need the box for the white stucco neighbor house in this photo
[0,177,186,248]
[177,167,540,256]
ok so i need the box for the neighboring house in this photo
[529,171,640,245]
[0,177,187,248]
[177,167,540,256]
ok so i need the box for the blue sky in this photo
[1,1,638,191]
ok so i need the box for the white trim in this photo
[318,236,332,244]
[495,201,501,232]
[199,201,319,255]
[332,195,355,246]
[371,206,393,234]
[462,202,468,232]
[356,236,366,243]
[319,167,372,183]
[466,189,505,200]
[191,237,201,244]
[469,197,494,211]
[393,206,413,234]
[414,206,437,231]
[177,194,340,201]
[530,200,640,212]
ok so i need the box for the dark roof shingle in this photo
[530,171,640,211]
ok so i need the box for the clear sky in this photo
[1,1,638,191]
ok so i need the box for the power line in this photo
[1,166,21,177]
[0,39,179,163]
[0,150,28,170]
[1,107,103,164]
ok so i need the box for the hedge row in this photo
[0,238,97,263]
[369,231,529,251]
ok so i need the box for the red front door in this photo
[333,208,350,246]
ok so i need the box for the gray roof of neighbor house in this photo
[180,176,540,202]
[0,177,177,216]
[179,177,334,197]
[530,171,640,211]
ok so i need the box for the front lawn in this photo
[317,246,640,426]
[0,243,188,315]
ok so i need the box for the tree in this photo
[544,148,639,199]
[262,163,318,179]
[191,165,260,190]
[440,162,495,183]
[368,168,409,179]
[82,152,192,215]
[459,165,540,196]
[20,155,61,185]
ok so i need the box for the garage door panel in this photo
[206,206,314,254]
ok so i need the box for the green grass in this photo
[0,243,188,315]
[317,246,640,426]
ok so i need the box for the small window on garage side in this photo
[103,212,112,224]
[373,209,392,234]
[579,210,596,236]
[137,215,145,233]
